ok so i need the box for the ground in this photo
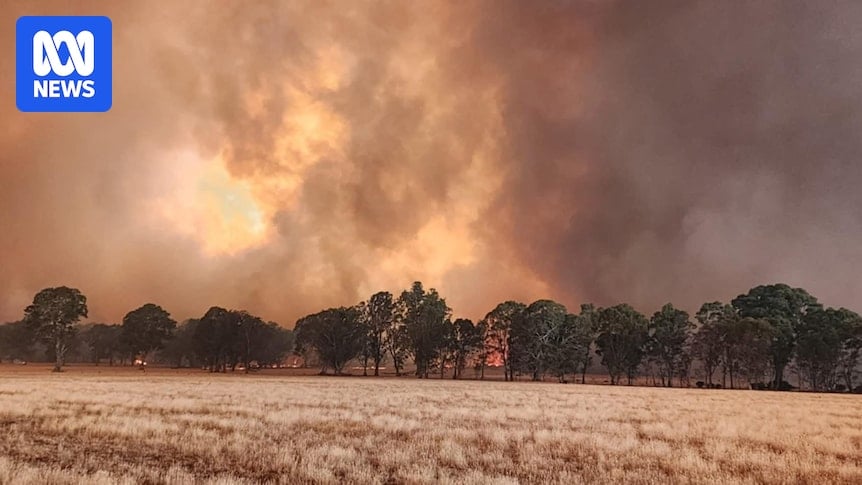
[0,365,860,484]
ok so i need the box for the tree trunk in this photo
[773,363,785,389]
[244,331,251,374]
[52,339,63,372]
[389,347,402,376]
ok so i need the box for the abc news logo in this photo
[33,30,96,98]
[16,16,112,112]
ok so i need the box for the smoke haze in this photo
[2,1,861,325]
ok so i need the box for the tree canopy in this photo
[594,304,649,385]
[121,303,177,365]
[294,307,365,375]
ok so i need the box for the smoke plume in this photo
[2,1,861,325]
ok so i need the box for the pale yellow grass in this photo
[0,368,861,484]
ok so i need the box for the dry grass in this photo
[1,365,861,484]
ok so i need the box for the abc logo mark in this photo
[33,30,95,76]
[16,16,112,113]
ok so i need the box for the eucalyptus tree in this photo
[594,304,649,385]
[363,291,396,376]
[294,306,365,375]
[511,300,568,381]
[732,284,820,388]
[121,303,176,366]
[398,282,451,378]
[24,286,88,372]
[647,303,694,387]
[483,301,526,381]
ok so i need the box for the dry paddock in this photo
[0,365,860,484]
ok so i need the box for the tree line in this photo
[0,287,293,373]
[294,281,862,392]
[2,282,861,393]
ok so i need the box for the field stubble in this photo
[0,365,861,484]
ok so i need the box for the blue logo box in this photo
[16,16,112,112]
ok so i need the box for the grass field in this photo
[0,365,861,484]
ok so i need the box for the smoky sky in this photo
[1,1,861,326]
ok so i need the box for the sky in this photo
[2,1,861,326]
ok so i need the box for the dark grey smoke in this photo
[474,1,862,312]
